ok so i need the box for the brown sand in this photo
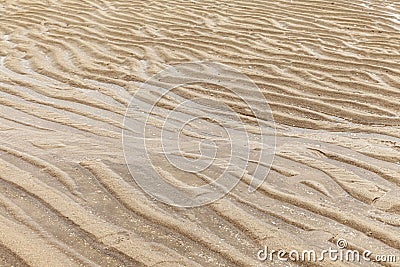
[0,0,399,266]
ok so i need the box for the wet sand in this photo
[0,0,399,266]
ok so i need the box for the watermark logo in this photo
[122,62,275,207]
[257,239,397,263]
[336,238,348,249]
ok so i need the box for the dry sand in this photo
[0,0,400,266]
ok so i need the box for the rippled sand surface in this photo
[0,0,399,266]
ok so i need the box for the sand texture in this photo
[0,0,399,266]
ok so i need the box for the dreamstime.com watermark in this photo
[123,62,276,207]
[257,239,397,263]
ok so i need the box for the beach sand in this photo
[0,0,399,266]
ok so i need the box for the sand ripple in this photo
[0,0,399,266]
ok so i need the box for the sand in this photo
[0,0,399,266]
